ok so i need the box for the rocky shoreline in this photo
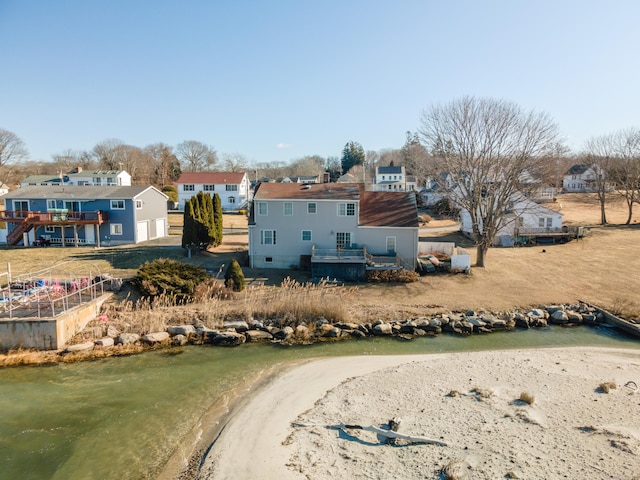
[64,301,624,354]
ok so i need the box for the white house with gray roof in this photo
[20,167,131,188]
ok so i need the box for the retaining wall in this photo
[0,293,112,351]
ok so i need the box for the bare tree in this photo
[176,140,218,172]
[51,149,95,174]
[222,153,249,172]
[585,128,640,224]
[419,96,562,267]
[92,139,129,170]
[144,143,181,187]
[0,128,29,186]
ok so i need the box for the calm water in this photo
[1,325,638,480]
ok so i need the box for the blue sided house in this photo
[0,185,168,247]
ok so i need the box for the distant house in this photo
[459,196,564,246]
[563,164,614,193]
[20,167,132,187]
[373,165,418,192]
[176,171,252,211]
[248,183,418,278]
[290,175,320,184]
[0,183,9,196]
[336,172,358,183]
[0,185,167,247]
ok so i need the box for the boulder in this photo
[294,325,310,340]
[550,310,569,325]
[582,313,598,325]
[527,308,547,319]
[566,311,583,323]
[322,327,341,338]
[273,326,294,340]
[65,341,94,353]
[531,317,548,328]
[223,320,249,333]
[106,325,121,338]
[546,305,564,315]
[318,323,337,336]
[399,324,416,335]
[487,318,507,330]
[116,333,140,345]
[336,322,360,330]
[94,337,114,347]
[211,332,246,346]
[245,330,273,342]
[466,317,487,331]
[459,321,474,334]
[142,332,170,344]
[172,334,188,346]
[372,323,393,335]
[350,329,367,339]
[514,315,531,329]
[167,325,196,336]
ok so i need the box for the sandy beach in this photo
[197,347,640,480]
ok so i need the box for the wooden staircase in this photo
[6,217,34,246]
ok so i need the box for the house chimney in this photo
[75,166,83,173]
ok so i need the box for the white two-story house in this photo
[373,165,418,192]
[563,164,614,193]
[21,167,131,187]
[176,171,252,211]
[248,183,419,278]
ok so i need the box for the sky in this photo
[1,0,639,165]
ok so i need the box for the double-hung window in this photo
[257,202,267,215]
[338,203,355,216]
[307,202,317,214]
[203,184,215,191]
[261,230,276,245]
[284,202,293,216]
[111,200,125,210]
[226,184,238,191]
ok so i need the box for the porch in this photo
[0,210,108,246]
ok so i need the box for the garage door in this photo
[136,221,148,243]
[155,218,166,239]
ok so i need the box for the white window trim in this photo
[110,224,123,235]
[307,202,317,214]
[338,203,356,216]
[284,202,293,216]
[386,236,396,252]
[136,200,142,209]
[257,202,268,216]
[110,200,125,210]
[44,225,55,233]
[260,229,276,245]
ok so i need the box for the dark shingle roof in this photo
[251,182,417,228]
[566,164,590,175]
[360,191,418,227]
[4,185,159,200]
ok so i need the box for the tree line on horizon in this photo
[2,95,640,268]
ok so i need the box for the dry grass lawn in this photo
[2,195,639,323]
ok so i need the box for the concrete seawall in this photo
[0,293,112,351]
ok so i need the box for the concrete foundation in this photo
[0,293,112,351]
